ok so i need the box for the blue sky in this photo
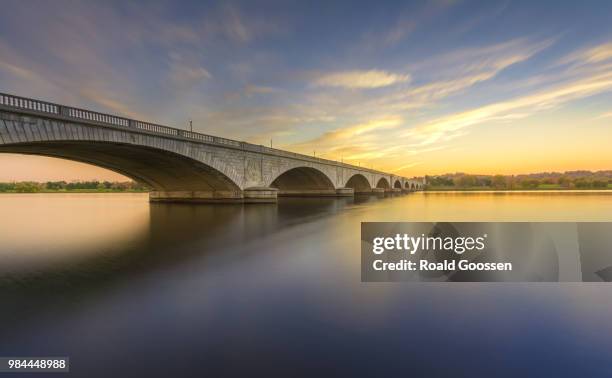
[1,0,612,179]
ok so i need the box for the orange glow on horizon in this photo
[0,154,128,182]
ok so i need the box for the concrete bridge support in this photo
[244,187,279,203]
[149,190,242,203]
[148,187,280,204]
[335,187,354,196]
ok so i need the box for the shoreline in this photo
[3,189,612,195]
[423,189,612,194]
[0,190,148,194]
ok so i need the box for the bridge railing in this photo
[0,93,59,114]
[132,120,180,137]
[0,91,386,175]
[63,106,130,127]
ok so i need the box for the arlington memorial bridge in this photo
[0,92,423,203]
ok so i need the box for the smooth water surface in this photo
[2,192,612,377]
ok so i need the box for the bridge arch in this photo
[376,177,390,189]
[345,174,371,193]
[270,166,335,196]
[0,141,242,194]
[393,180,402,189]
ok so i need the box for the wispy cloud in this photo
[357,0,457,50]
[338,38,555,116]
[594,111,612,120]
[166,52,212,90]
[294,116,402,146]
[78,89,150,121]
[314,70,411,89]
[407,68,612,145]
[287,116,403,162]
[0,59,38,81]
[560,42,612,66]
[221,5,251,43]
[392,162,422,173]
[243,84,280,96]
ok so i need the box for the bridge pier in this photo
[149,190,243,203]
[243,187,278,203]
[277,189,338,197]
[275,188,356,197]
[335,187,354,197]
[371,188,386,194]
[150,188,279,203]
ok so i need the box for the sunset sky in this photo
[1,0,612,181]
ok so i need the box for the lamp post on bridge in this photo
[189,119,193,133]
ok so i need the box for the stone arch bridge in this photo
[0,92,423,203]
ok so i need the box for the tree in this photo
[45,181,67,190]
[592,180,607,188]
[557,176,570,188]
[573,179,590,188]
[480,177,492,187]
[425,176,453,187]
[520,179,539,189]
[491,175,506,189]
[15,182,41,193]
[0,183,15,192]
[456,175,477,188]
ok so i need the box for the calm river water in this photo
[2,192,612,377]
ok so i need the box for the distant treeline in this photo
[425,170,612,190]
[0,181,149,193]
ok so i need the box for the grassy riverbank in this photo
[0,181,149,193]
[0,189,149,193]
[425,171,612,191]
[425,185,612,191]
